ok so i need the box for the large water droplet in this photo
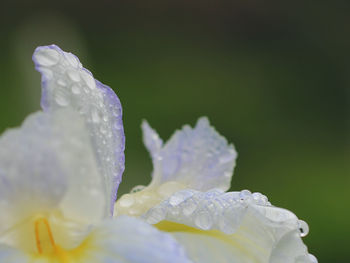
[57,79,67,86]
[239,190,252,201]
[131,185,146,193]
[67,69,81,82]
[35,48,60,66]
[64,53,79,67]
[298,220,309,237]
[54,89,69,107]
[81,70,96,90]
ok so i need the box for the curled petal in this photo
[143,189,316,263]
[33,45,125,214]
[142,117,237,191]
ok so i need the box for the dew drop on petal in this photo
[64,53,79,67]
[119,194,135,208]
[67,69,81,82]
[239,190,252,201]
[54,89,69,106]
[91,108,101,123]
[131,185,146,193]
[81,70,96,90]
[35,48,60,66]
[57,79,67,87]
[298,220,309,237]
[194,211,213,230]
[71,85,81,95]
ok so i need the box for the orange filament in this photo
[34,218,56,255]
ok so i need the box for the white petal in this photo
[144,189,316,263]
[81,217,193,263]
[0,245,29,262]
[0,110,105,240]
[33,45,125,214]
[142,120,163,160]
[143,117,237,191]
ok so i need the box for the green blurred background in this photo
[0,1,348,262]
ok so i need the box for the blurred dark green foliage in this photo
[0,1,348,262]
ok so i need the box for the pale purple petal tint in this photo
[142,117,237,191]
[32,45,125,215]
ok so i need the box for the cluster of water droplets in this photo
[33,45,125,214]
[143,188,276,233]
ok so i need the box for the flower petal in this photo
[0,245,28,263]
[80,217,193,263]
[143,189,316,263]
[33,45,125,214]
[142,117,237,191]
[0,110,105,239]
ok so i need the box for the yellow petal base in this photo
[31,218,90,263]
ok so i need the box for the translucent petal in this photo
[33,45,125,214]
[144,189,316,263]
[142,117,237,191]
[0,110,105,239]
[80,217,193,263]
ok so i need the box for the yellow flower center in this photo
[35,218,56,255]
[32,217,88,262]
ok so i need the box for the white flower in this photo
[115,118,318,263]
[0,45,192,263]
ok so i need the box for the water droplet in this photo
[114,122,122,130]
[71,85,81,94]
[146,207,165,224]
[57,79,67,86]
[239,190,252,201]
[91,108,101,123]
[54,89,69,106]
[119,194,135,208]
[194,211,213,230]
[182,201,197,216]
[35,48,60,66]
[67,69,81,82]
[298,220,309,237]
[64,53,79,67]
[131,185,146,193]
[81,70,96,90]
[169,194,184,206]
